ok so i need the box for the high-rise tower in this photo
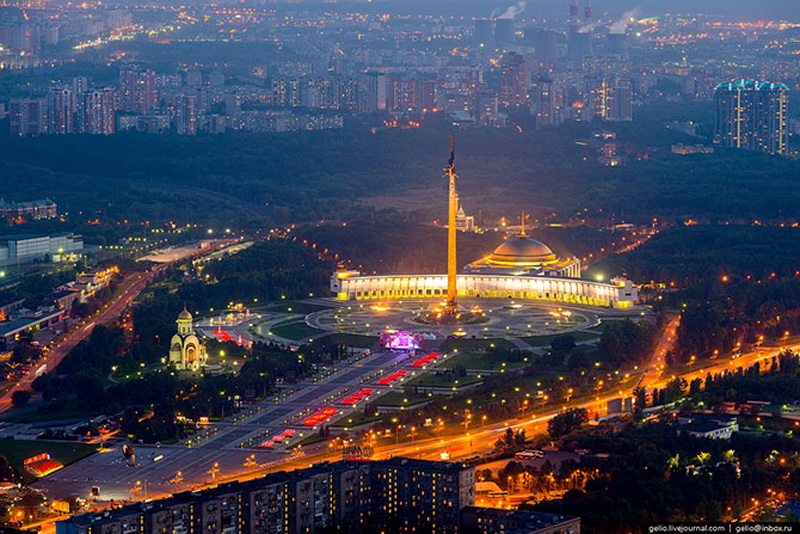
[498,52,528,107]
[119,65,157,114]
[46,88,74,134]
[77,88,116,135]
[714,79,788,156]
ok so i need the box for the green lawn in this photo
[376,391,440,408]
[439,338,515,352]
[437,352,528,371]
[0,439,97,483]
[331,410,383,429]
[407,374,483,388]
[270,322,327,341]
[521,330,601,346]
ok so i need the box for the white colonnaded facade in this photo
[330,230,638,308]
[331,271,637,308]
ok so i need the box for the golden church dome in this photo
[178,308,193,321]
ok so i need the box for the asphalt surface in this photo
[28,317,799,533]
[0,266,166,413]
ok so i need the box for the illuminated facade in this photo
[714,79,789,156]
[169,308,207,371]
[46,88,74,134]
[119,65,157,114]
[9,98,45,136]
[78,88,116,135]
[589,78,633,122]
[58,458,474,534]
[331,271,636,308]
[464,234,581,278]
[176,95,198,136]
[331,229,637,307]
[498,52,527,107]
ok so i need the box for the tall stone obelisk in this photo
[445,135,458,314]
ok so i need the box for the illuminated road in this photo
[639,315,680,388]
[30,316,799,534]
[33,349,421,501]
[0,266,167,413]
[0,241,239,414]
[34,316,685,503]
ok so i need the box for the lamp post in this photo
[208,462,220,481]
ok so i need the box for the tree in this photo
[550,335,576,356]
[11,390,31,407]
[663,377,687,404]
[495,427,527,455]
[547,408,588,439]
[633,385,647,415]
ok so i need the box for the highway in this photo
[28,316,800,533]
[29,315,699,501]
[0,266,167,414]
[0,240,238,414]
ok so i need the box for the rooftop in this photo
[715,79,790,91]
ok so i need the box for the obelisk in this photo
[446,135,458,315]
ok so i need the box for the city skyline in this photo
[0,0,795,532]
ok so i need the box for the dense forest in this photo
[0,103,799,240]
[592,225,800,286]
[589,224,800,363]
[294,215,630,275]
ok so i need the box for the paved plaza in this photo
[307,299,601,339]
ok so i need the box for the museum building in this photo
[331,234,637,308]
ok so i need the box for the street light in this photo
[129,480,143,497]
[208,462,220,480]
[169,471,183,485]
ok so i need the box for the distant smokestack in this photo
[568,0,579,33]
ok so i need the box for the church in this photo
[169,308,207,371]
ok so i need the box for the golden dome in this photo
[178,308,193,321]
[485,236,558,267]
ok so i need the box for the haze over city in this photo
[0,0,794,533]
